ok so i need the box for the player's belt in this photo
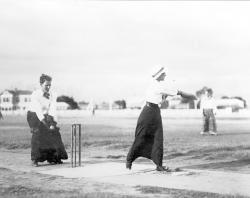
[146,102,158,108]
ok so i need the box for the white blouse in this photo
[145,79,178,105]
[28,89,57,121]
[200,96,217,113]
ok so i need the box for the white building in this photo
[0,90,32,114]
[56,102,70,111]
[216,98,245,111]
[0,90,14,112]
[0,89,73,114]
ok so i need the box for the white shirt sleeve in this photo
[212,98,217,114]
[30,91,44,121]
[200,99,204,114]
[145,79,178,104]
[159,80,178,96]
[200,95,206,113]
[48,92,58,122]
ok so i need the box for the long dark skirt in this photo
[126,105,163,166]
[27,111,68,163]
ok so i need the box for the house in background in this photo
[78,101,89,110]
[167,96,195,109]
[0,89,72,114]
[0,89,32,114]
[216,98,245,112]
[97,101,110,110]
[0,90,14,112]
[126,96,196,109]
[56,102,70,111]
[17,90,32,111]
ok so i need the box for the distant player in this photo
[200,88,217,135]
[0,111,3,120]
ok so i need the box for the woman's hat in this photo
[151,65,166,79]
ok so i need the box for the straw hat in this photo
[151,65,166,79]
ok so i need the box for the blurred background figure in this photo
[0,110,3,120]
[200,88,218,135]
[87,100,96,116]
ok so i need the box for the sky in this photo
[1,0,250,103]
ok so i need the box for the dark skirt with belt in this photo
[27,111,68,163]
[126,104,163,166]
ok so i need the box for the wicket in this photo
[71,124,81,167]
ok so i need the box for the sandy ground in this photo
[41,163,250,197]
[1,148,250,198]
[0,149,144,198]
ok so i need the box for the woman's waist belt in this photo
[146,102,158,108]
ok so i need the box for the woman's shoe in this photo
[47,160,56,165]
[31,160,38,167]
[126,161,132,170]
[156,166,170,172]
[57,160,63,164]
[209,131,217,135]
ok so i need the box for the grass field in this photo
[1,113,250,197]
[1,114,250,170]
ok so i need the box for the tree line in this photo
[57,87,247,110]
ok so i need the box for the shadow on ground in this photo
[183,159,250,172]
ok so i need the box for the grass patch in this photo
[107,155,125,159]
[0,186,142,198]
[136,186,249,198]
[1,115,250,171]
